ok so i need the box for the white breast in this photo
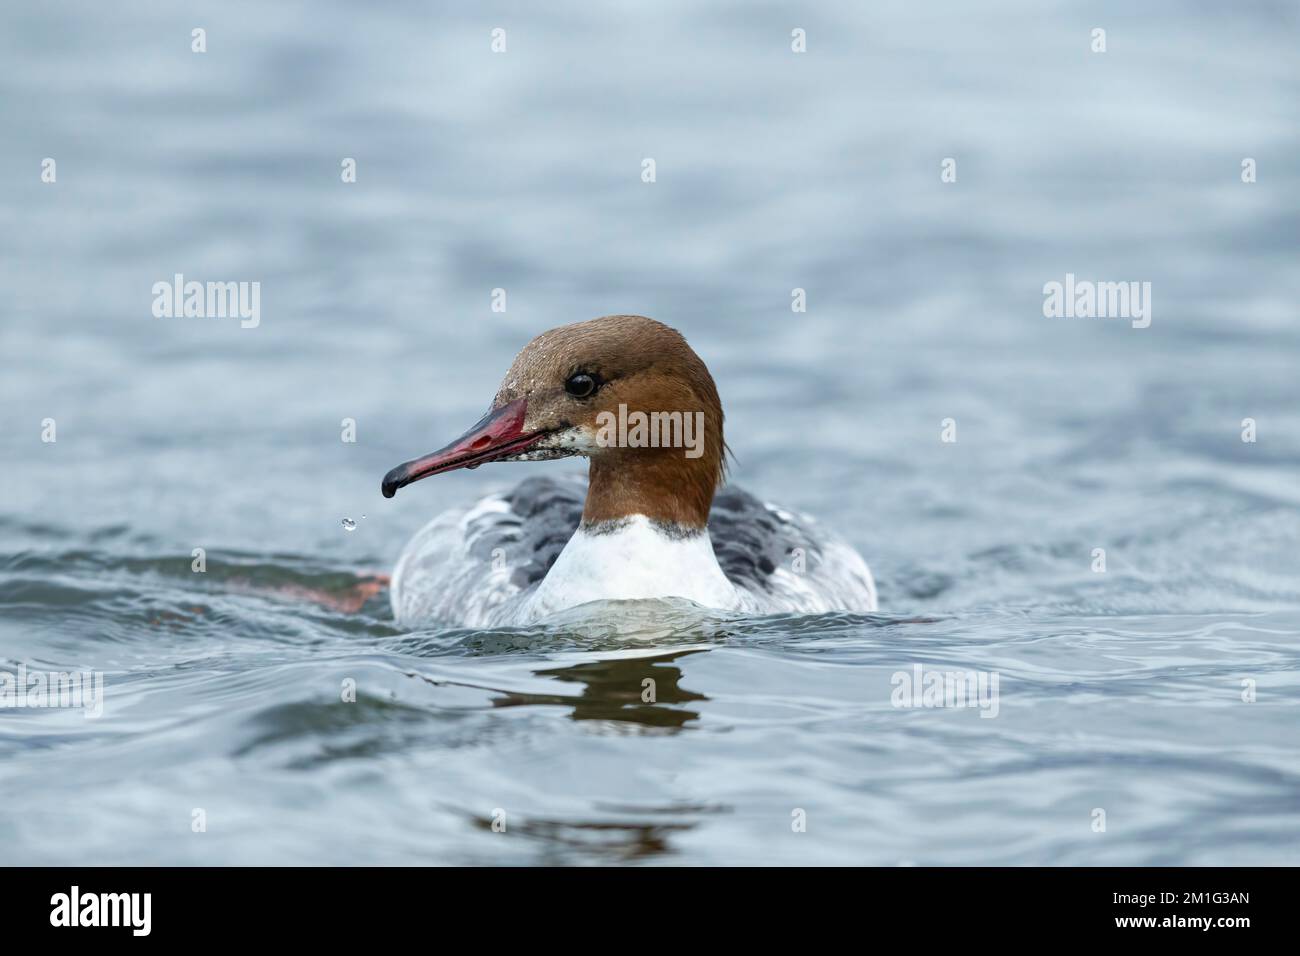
[515,517,746,623]
[388,477,877,630]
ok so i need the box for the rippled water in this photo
[2,1,1298,864]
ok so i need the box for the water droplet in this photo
[341,517,357,531]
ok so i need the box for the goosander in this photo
[381,315,877,628]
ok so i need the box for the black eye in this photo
[564,372,599,398]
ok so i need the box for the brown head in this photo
[381,315,726,529]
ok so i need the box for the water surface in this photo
[2,0,1298,864]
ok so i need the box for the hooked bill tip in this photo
[380,468,404,498]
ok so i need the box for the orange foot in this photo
[227,573,391,614]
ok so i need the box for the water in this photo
[2,0,1298,865]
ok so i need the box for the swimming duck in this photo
[381,315,876,627]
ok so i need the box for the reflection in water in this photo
[492,649,710,730]
[414,649,718,859]
[461,646,719,861]
[465,799,732,863]
[470,813,696,863]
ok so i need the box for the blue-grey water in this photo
[2,1,1298,865]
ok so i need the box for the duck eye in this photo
[564,372,599,398]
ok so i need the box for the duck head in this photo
[381,315,726,529]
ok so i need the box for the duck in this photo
[380,315,877,628]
